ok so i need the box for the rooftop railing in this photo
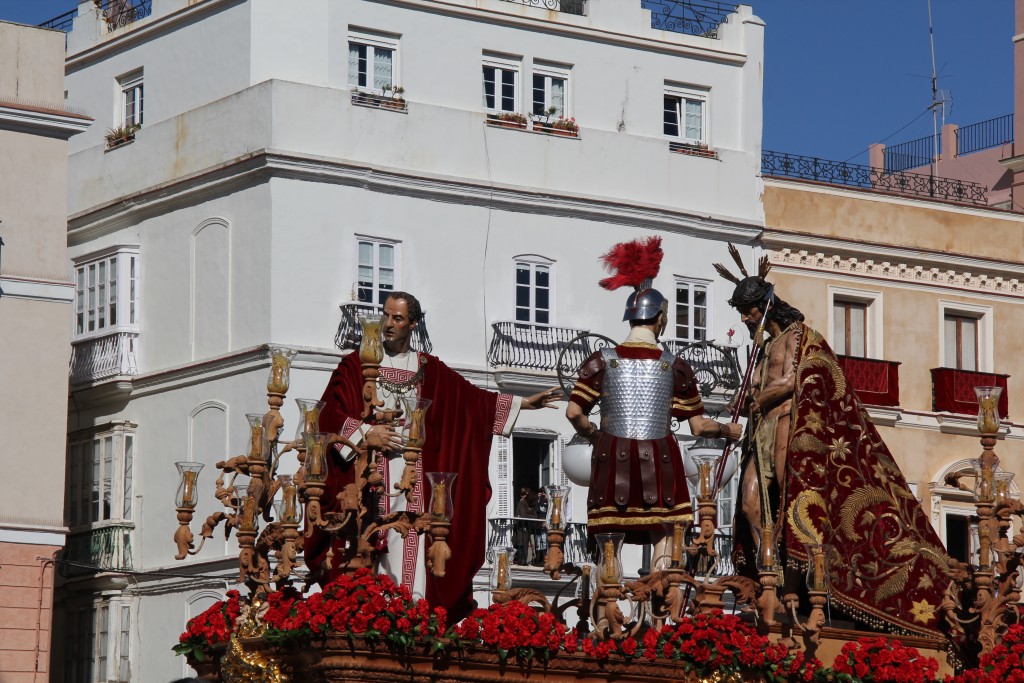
[762,150,989,206]
[38,0,152,39]
[497,0,587,15]
[957,113,1014,156]
[883,134,934,174]
[641,0,738,38]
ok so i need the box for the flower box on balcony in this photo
[835,355,901,407]
[931,367,1009,417]
[351,90,408,112]
[486,113,528,130]
[532,116,580,138]
[669,141,718,159]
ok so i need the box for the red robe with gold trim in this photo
[305,351,513,620]
[734,324,951,638]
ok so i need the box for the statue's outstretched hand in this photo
[522,387,562,410]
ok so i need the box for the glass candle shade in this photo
[804,543,832,592]
[304,432,329,483]
[972,458,996,503]
[661,521,687,569]
[487,546,515,591]
[975,386,1004,435]
[400,397,433,449]
[267,347,297,394]
[544,484,570,531]
[426,472,457,522]
[690,451,722,499]
[358,315,385,365]
[595,532,625,585]
[175,462,204,509]
[995,471,1015,506]
[246,413,266,461]
[277,474,300,524]
[295,399,326,443]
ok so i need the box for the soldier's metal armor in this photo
[598,348,675,440]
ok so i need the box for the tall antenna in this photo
[927,0,939,188]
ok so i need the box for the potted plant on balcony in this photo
[532,108,578,137]
[104,122,141,148]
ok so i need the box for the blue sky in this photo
[1,0,1014,166]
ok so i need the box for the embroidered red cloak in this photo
[734,324,951,639]
[305,351,502,620]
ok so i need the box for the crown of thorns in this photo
[713,244,774,309]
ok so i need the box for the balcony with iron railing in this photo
[69,330,139,385]
[834,355,901,408]
[932,367,1009,417]
[487,321,592,374]
[60,522,134,578]
[660,338,742,400]
[762,150,989,206]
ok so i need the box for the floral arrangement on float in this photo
[175,568,990,683]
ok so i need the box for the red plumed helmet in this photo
[598,237,664,291]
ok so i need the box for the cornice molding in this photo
[68,150,763,245]
[766,245,1024,300]
[0,274,74,303]
[0,103,91,139]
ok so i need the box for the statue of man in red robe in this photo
[304,291,559,619]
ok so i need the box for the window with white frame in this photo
[63,597,132,683]
[532,64,570,119]
[66,423,135,529]
[674,279,709,341]
[664,85,707,145]
[940,301,991,372]
[515,257,554,326]
[483,56,521,113]
[348,32,398,92]
[73,247,140,340]
[118,71,143,128]
[356,237,399,306]
[828,287,882,359]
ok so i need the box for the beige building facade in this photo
[761,177,1024,565]
[0,20,90,682]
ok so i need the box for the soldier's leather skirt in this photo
[587,431,692,544]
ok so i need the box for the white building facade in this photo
[55,0,764,679]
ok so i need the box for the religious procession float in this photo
[169,242,1024,683]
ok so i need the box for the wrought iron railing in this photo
[497,0,587,15]
[60,523,134,578]
[661,338,742,399]
[884,134,934,174]
[762,150,989,206]
[487,321,590,373]
[38,8,78,32]
[487,518,589,566]
[641,0,738,38]
[957,114,1014,156]
[100,0,152,31]
[70,331,139,384]
[334,301,433,355]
